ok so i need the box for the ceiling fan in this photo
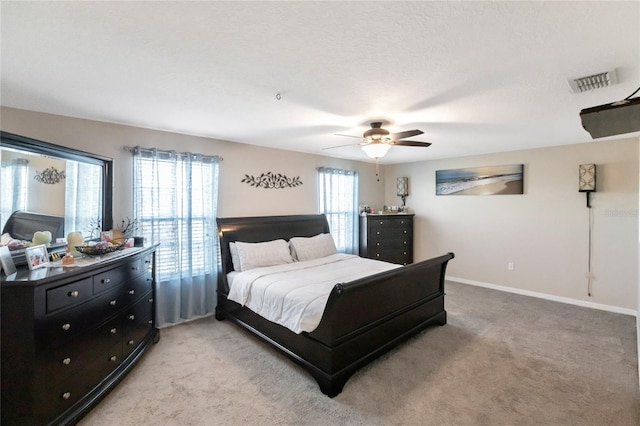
[324,121,432,159]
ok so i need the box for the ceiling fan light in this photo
[362,143,391,158]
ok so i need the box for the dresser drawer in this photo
[93,256,151,295]
[36,288,124,350]
[37,345,123,424]
[37,366,98,424]
[123,320,153,358]
[122,294,154,357]
[41,315,122,384]
[368,237,412,250]
[46,277,93,313]
[122,269,153,304]
[122,290,154,331]
[369,226,412,238]
[369,217,411,229]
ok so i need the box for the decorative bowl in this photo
[76,243,125,256]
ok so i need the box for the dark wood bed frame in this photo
[216,214,454,397]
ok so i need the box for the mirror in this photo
[1,131,113,263]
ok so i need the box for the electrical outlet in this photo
[508,262,515,271]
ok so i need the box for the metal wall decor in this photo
[33,167,66,184]
[242,172,303,189]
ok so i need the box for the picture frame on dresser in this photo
[0,246,17,276]
[25,244,50,270]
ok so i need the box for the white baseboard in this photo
[446,275,638,317]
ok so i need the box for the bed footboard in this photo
[306,252,454,395]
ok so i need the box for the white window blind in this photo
[133,147,219,326]
[317,167,358,254]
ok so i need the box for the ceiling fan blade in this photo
[323,143,362,150]
[393,140,432,147]
[335,133,363,139]
[390,129,423,140]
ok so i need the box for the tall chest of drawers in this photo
[1,246,159,426]
[359,214,414,265]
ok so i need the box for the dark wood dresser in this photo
[1,246,159,425]
[359,214,414,265]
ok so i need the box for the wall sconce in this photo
[397,177,409,207]
[579,164,596,208]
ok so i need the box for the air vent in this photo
[569,69,618,93]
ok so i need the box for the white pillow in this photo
[234,239,294,271]
[229,242,241,271]
[289,233,338,262]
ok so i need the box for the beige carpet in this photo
[79,282,640,425]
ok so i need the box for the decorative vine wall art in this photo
[242,172,303,189]
[33,167,66,184]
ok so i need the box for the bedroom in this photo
[1,1,639,425]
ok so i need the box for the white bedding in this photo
[227,253,401,334]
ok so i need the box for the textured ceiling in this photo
[1,1,639,164]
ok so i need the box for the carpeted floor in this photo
[79,281,640,425]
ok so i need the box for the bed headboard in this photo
[216,214,330,292]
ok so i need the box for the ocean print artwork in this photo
[436,164,524,195]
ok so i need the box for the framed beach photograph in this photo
[436,164,524,196]
[25,244,50,270]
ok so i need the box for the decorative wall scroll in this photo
[242,172,303,189]
[33,167,66,184]
[436,164,524,195]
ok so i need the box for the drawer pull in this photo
[379,221,384,225]
[62,358,71,365]
[109,300,117,306]
[376,253,380,257]
[145,259,151,264]
[148,298,154,303]
[110,328,117,334]
[376,242,380,246]
[109,355,117,362]
[403,230,407,234]
[128,339,135,345]
[400,220,404,224]
[101,278,111,284]
[403,251,407,255]
[376,231,380,235]
[62,392,71,400]
[128,289,135,295]
[132,266,139,271]
[129,315,135,320]
[68,290,79,297]
[148,320,153,325]
[62,323,71,331]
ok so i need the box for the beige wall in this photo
[2,106,638,314]
[2,149,66,215]
[0,107,385,221]
[386,138,639,312]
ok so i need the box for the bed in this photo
[216,214,454,397]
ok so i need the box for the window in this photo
[1,158,28,231]
[317,167,358,254]
[65,160,103,237]
[133,147,219,326]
